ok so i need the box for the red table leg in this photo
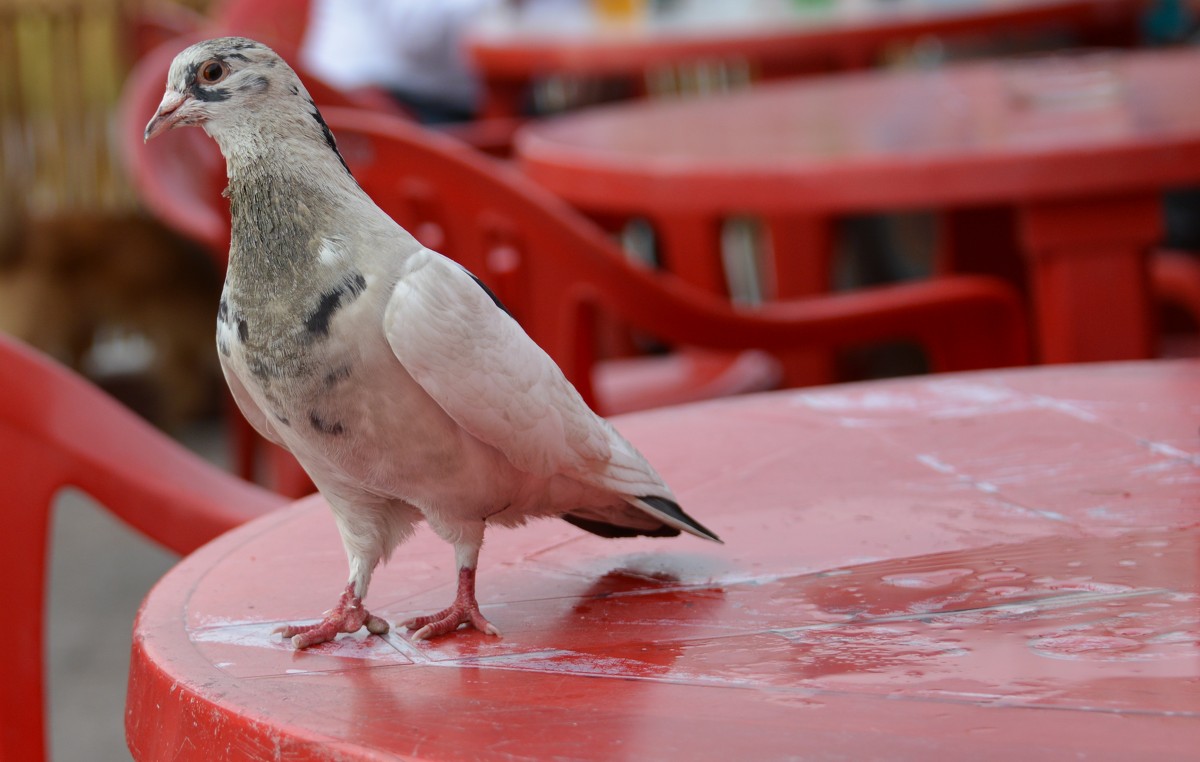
[763,213,836,299]
[1017,194,1161,363]
[763,213,839,386]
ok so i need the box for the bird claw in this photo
[403,606,501,641]
[274,584,389,649]
[275,620,341,649]
[401,566,500,641]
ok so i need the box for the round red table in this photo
[517,47,1200,364]
[127,361,1200,760]
[468,0,1145,117]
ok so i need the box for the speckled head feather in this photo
[145,36,350,176]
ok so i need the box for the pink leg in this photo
[403,567,500,641]
[275,582,390,649]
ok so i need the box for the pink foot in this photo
[275,582,389,649]
[403,567,501,641]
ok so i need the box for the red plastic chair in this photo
[0,333,286,762]
[324,106,1030,407]
[209,0,312,61]
[120,1,209,64]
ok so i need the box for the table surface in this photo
[516,46,1200,214]
[127,360,1200,760]
[469,0,1145,77]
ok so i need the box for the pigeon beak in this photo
[144,90,191,143]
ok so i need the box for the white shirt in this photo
[302,0,513,112]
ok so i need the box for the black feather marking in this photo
[236,317,249,342]
[225,52,250,62]
[345,272,367,297]
[218,338,231,357]
[217,298,229,323]
[306,98,353,176]
[309,411,345,436]
[273,411,291,426]
[463,267,512,317]
[305,291,342,337]
[247,357,274,380]
[189,82,231,102]
[324,365,352,388]
[238,75,269,94]
[183,61,201,84]
[637,495,723,542]
[304,272,367,337]
[561,514,680,539]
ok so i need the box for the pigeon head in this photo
[144,37,343,170]
[145,38,279,140]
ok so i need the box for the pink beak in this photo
[144,90,190,142]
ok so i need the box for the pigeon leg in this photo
[275,581,390,649]
[403,566,500,640]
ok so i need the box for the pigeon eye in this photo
[197,60,227,85]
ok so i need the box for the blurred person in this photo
[302,0,577,123]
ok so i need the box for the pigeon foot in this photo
[403,567,501,641]
[275,582,389,649]
[404,603,500,641]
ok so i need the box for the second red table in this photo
[517,47,1200,363]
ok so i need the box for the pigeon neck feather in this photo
[210,106,357,197]
[220,140,353,293]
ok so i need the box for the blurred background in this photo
[2,0,1197,759]
[2,3,217,762]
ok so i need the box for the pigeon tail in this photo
[561,513,682,539]
[631,495,723,543]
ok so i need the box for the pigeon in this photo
[144,37,721,647]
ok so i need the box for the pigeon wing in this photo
[383,250,613,479]
[383,249,720,542]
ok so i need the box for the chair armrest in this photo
[556,270,1030,398]
[0,334,284,555]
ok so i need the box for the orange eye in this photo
[197,60,227,85]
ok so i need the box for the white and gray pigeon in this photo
[144,37,720,647]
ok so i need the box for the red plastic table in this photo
[517,47,1200,364]
[126,360,1199,760]
[468,0,1146,117]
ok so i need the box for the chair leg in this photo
[0,432,60,761]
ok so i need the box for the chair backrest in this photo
[323,106,1029,405]
[120,1,207,64]
[0,334,285,761]
[210,0,313,61]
